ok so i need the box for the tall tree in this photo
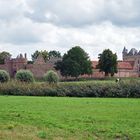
[31,50,48,62]
[97,49,118,76]
[55,46,92,79]
[0,51,11,64]
[48,50,61,59]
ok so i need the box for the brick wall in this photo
[26,63,58,78]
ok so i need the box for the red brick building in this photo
[0,47,140,78]
[90,47,140,78]
[0,54,60,78]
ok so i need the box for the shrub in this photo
[15,70,34,83]
[0,80,139,98]
[37,131,47,139]
[44,70,59,84]
[0,70,10,83]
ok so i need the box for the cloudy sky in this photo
[0,0,140,60]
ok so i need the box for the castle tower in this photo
[122,46,128,60]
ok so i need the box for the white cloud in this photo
[24,0,140,27]
[0,0,140,61]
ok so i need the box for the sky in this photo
[0,0,140,60]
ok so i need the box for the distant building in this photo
[91,47,140,78]
[0,47,140,78]
[0,54,61,78]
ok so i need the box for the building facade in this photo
[91,47,140,78]
[0,54,60,78]
[0,47,140,78]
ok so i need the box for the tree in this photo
[0,51,11,64]
[97,49,118,77]
[55,46,92,79]
[31,50,48,62]
[48,50,61,59]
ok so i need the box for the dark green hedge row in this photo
[0,80,140,98]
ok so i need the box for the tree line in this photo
[0,47,118,78]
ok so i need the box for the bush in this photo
[44,70,59,84]
[37,131,47,139]
[15,70,34,83]
[0,70,10,83]
[0,80,139,98]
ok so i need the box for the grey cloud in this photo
[0,0,140,60]
[0,0,41,45]
[0,21,41,45]
[5,32,40,45]
[25,12,48,23]
[104,0,140,27]
[0,29,41,45]
[24,0,140,27]
[0,0,24,22]
[24,0,104,27]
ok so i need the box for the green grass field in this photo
[0,96,139,140]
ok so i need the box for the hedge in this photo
[0,80,139,98]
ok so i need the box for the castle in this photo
[0,53,61,78]
[0,47,140,78]
[120,47,140,77]
[118,47,140,77]
[91,47,140,78]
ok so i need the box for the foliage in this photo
[97,49,118,76]
[0,97,139,139]
[37,131,47,139]
[27,61,33,64]
[0,51,11,64]
[0,70,10,83]
[15,70,34,83]
[48,50,61,59]
[31,50,48,62]
[0,80,140,98]
[32,50,62,62]
[55,46,92,79]
[44,70,59,84]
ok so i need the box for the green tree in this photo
[0,51,11,64]
[0,70,10,83]
[31,50,48,62]
[48,50,61,59]
[31,50,40,62]
[97,49,118,77]
[15,70,34,83]
[44,70,59,84]
[55,46,92,79]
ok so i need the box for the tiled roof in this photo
[117,61,134,70]
[91,61,134,70]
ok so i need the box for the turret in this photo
[122,46,128,59]
[24,53,27,59]
[128,48,138,56]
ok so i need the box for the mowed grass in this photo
[0,96,139,140]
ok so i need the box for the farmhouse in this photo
[0,47,140,78]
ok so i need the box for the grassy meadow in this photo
[0,96,139,140]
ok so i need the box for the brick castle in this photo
[91,47,140,78]
[0,53,61,78]
[0,47,140,78]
